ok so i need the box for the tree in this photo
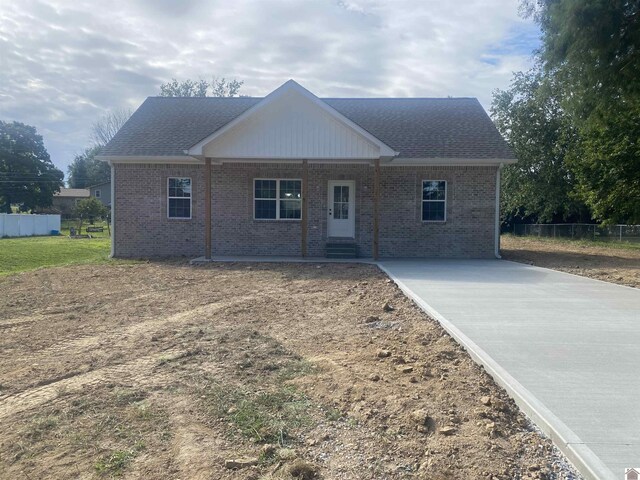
[74,196,108,219]
[521,0,640,223]
[159,77,243,97]
[523,0,640,115]
[568,101,640,223]
[91,108,132,146]
[0,121,63,213]
[67,146,110,188]
[491,69,588,224]
[73,197,108,234]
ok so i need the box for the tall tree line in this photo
[492,0,640,225]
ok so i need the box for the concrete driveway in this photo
[379,259,640,480]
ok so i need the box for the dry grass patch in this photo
[4,385,171,478]
[501,234,640,287]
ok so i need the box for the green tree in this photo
[0,121,63,213]
[522,0,640,223]
[159,77,243,97]
[568,101,640,223]
[73,196,108,219]
[491,69,588,224]
[67,146,110,188]
[73,197,108,234]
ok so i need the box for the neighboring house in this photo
[627,468,640,480]
[97,80,516,259]
[89,181,111,207]
[52,188,90,215]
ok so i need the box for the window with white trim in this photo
[95,189,101,198]
[422,180,446,222]
[254,179,301,220]
[168,177,192,219]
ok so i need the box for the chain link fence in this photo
[511,223,640,243]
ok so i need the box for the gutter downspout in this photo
[110,161,115,258]
[494,163,503,259]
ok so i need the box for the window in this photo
[168,177,192,219]
[333,185,350,219]
[95,189,101,198]
[254,179,301,220]
[422,180,446,222]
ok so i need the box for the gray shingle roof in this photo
[101,96,514,160]
[54,188,90,198]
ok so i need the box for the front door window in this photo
[327,181,355,238]
[333,185,350,219]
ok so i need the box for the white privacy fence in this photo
[512,223,640,243]
[0,214,61,237]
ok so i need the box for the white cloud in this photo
[0,0,538,174]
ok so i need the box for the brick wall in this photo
[379,165,497,258]
[114,163,205,257]
[212,163,303,256]
[113,162,497,259]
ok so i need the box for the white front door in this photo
[327,180,355,238]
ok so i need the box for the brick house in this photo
[97,80,515,259]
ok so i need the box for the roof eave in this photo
[95,155,203,164]
[388,157,517,166]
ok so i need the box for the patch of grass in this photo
[178,330,318,447]
[7,386,169,477]
[278,358,317,381]
[502,233,640,251]
[94,445,143,476]
[112,388,147,406]
[24,414,60,442]
[323,406,345,422]
[0,230,140,275]
[202,384,311,445]
[346,417,359,427]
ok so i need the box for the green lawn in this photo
[502,233,640,251]
[0,221,123,276]
[0,236,113,276]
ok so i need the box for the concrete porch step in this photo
[326,242,357,258]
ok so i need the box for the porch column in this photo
[204,157,212,260]
[301,159,308,257]
[373,158,380,260]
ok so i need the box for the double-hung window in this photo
[254,179,301,220]
[168,177,192,219]
[422,180,446,222]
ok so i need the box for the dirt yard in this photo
[501,235,640,288]
[0,262,579,479]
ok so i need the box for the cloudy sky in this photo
[0,0,539,176]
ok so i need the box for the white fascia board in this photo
[187,79,399,158]
[386,157,517,166]
[96,155,204,164]
[217,158,375,165]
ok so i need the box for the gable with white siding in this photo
[187,80,397,161]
